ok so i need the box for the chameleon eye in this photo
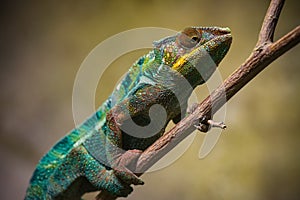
[177,27,201,48]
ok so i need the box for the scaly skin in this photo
[25,27,232,199]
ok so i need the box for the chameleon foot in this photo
[113,149,144,186]
[114,167,144,185]
[194,116,226,133]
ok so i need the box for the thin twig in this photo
[97,0,300,199]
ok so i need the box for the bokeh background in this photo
[0,0,299,199]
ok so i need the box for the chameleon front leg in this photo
[105,84,176,187]
[105,97,146,187]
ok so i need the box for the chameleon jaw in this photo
[172,27,232,72]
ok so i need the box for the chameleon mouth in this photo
[204,32,232,50]
[201,26,232,45]
[197,26,232,47]
[201,32,232,67]
[208,33,232,47]
[172,30,232,71]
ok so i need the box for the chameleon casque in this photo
[25,26,232,199]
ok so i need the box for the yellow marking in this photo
[172,47,199,71]
[172,56,187,71]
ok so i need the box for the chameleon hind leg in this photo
[47,145,135,198]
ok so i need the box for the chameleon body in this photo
[25,27,232,199]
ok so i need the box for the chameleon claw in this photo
[114,167,144,185]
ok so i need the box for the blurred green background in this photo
[0,0,299,199]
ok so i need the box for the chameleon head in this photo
[154,26,232,86]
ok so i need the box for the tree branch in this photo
[257,0,285,44]
[97,0,299,199]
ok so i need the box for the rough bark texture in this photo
[97,0,299,199]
